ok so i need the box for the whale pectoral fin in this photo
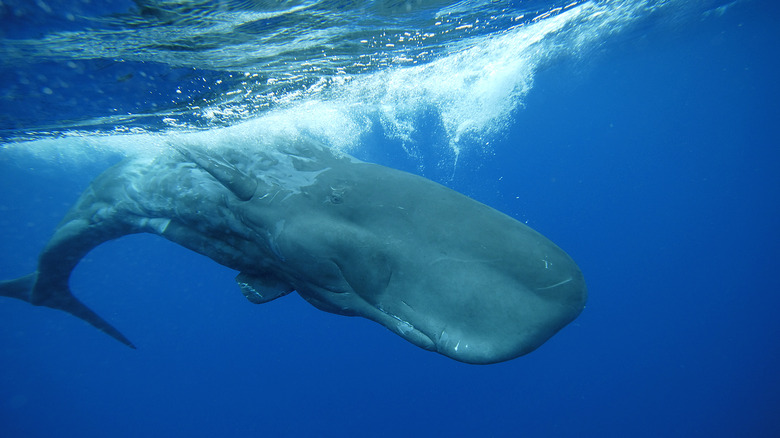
[0,271,136,349]
[235,272,293,304]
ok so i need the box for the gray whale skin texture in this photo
[0,138,586,364]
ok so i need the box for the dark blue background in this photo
[1,2,778,437]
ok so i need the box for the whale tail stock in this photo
[1,183,139,349]
[0,148,239,351]
[0,271,136,348]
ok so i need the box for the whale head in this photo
[253,151,587,364]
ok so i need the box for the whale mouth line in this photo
[371,303,437,351]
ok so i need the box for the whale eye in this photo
[329,186,346,204]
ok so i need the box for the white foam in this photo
[1,0,683,166]
[324,0,662,157]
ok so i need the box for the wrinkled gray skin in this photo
[0,138,586,364]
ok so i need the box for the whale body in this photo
[0,138,586,364]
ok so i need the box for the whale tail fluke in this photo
[0,271,136,349]
[0,272,36,302]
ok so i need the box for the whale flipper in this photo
[235,272,293,304]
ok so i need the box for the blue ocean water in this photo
[1,0,778,436]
